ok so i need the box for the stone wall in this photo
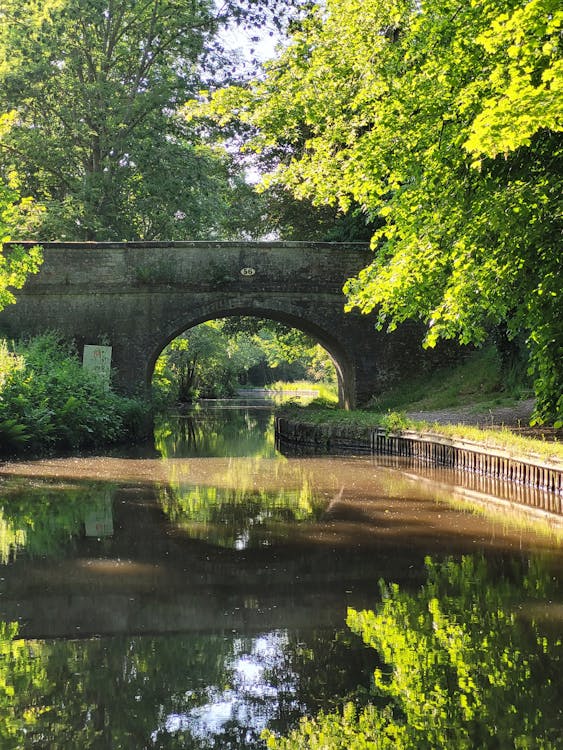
[0,241,438,407]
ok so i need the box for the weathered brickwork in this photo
[0,241,438,407]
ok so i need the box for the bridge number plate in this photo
[240,267,256,276]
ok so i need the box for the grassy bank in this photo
[277,402,562,462]
[247,380,338,402]
[367,344,532,413]
[277,347,561,462]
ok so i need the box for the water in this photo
[0,404,561,748]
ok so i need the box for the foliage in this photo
[0,118,43,309]
[0,236,42,313]
[153,318,336,403]
[198,0,562,424]
[379,411,409,434]
[155,320,265,402]
[221,317,337,384]
[0,0,304,241]
[263,555,563,749]
[0,333,150,454]
[0,0,215,240]
[464,0,562,158]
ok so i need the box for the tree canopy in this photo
[199,0,562,424]
[0,113,42,312]
[0,189,42,312]
[0,0,308,241]
[154,317,336,402]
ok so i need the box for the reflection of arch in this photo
[147,306,354,408]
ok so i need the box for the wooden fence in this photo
[371,429,562,495]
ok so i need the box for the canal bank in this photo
[275,411,563,520]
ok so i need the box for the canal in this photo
[0,403,561,748]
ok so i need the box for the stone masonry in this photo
[0,241,435,408]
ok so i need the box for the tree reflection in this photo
[264,555,563,749]
[0,629,235,749]
[1,555,560,748]
[0,624,376,749]
[154,408,277,459]
[0,479,115,562]
[159,470,327,549]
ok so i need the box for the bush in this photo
[0,333,150,454]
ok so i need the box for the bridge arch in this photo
[0,241,435,409]
[147,305,355,407]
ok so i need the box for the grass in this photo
[244,380,338,403]
[420,423,562,460]
[278,404,563,462]
[368,345,532,412]
[277,404,562,462]
[275,346,562,463]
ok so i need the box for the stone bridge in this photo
[0,241,433,407]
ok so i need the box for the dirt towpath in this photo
[405,398,536,428]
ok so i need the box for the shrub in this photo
[0,333,150,454]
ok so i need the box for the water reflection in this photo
[155,406,277,458]
[0,478,116,562]
[0,623,376,749]
[159,461,326,550]
[0,556,561,748]
[0,405,561,748]
[265,554,563,748]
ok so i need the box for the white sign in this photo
[83,344,112,388]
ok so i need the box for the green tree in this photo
[198,0,562,424]
[0,0,224,240]
[154,318,335,403]
[0,0,312,242]
[156,320,266,402]
[464,0,562,159]
[0,113,42,310]
[253,324,336,384]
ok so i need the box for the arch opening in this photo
[148,309,354,408]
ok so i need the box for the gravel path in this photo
[406,398,536,428]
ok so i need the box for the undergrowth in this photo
[0,333,151,455]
